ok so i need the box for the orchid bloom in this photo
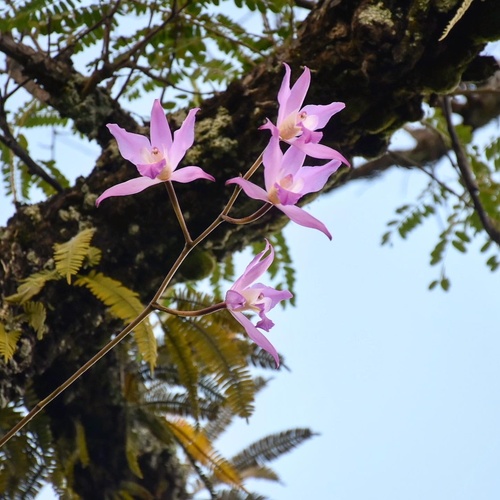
[225,240,292,367]
[227,136,340,239]
[261,63,348,163]
[96,100,214,205]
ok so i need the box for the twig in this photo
[441,96,500,245]
[0,99,63,193]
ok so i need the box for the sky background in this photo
[0,7,498,500]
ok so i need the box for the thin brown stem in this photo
[165,181,193,244]
[152,301,227,317]
[222,203,273,224]
[0,305,153,448]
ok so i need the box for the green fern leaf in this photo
[0,323,21,362]
[23,301,48,339]
[5,269,59,304]
[53,227,96,284]
[75,271,157,370]
[231,428,317,471]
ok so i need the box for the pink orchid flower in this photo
[261,63,348,163]
[225,240,292,367]
[227,136,340,239]
[96,100,214,205]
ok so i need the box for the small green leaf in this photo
[428,280,439,290]
[440,277,450,291]
[451,240,466,253]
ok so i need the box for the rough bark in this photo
[0,0,499,497]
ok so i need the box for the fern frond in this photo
[5,269,59,304]
[0,323,21,362]
[231,428,317,471]
[167,314,256,419]
[239,464,280,482]
[215,489,267,500]
[125,431,143,479]
[74,421,90,467]
[53,227,96,284]
[86,246,102,267]
[161,317,201,420]
[166,418,243,489]
[439,0,474,41]
[75,271,157,370]
[23,301,47,339]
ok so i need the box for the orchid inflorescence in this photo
[97,63,348,366]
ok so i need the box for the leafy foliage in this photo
[382,107,500,290]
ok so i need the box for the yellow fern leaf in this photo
[74,421,90,467]
[53,227,96,284]
[23,301,47,339]
[126,433,144,479]
[5,269,59,304]
[166,418,243,488]
[0,323,22,362]
[75,271,157,370]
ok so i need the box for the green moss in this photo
[186,107,238,164]
[357,3,395,30]
[433,0,461,13]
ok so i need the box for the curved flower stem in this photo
[165,181,193,244]
[0,305,153,449]
[222,203,272,225]
[152,301,227,317]
[223,153,263,215]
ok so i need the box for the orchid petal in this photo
[251,283,293,310]
[284,66,310,119]
[294,161,342,193]
[150,99,172,152]
[231,240,273,290]
[276,63,292,125]
[282,143,307,177]
[259,119,282,144]
[301,102,345,129]
[225,178,269,203]
[107,124,151,166]
[263,135,284,191]
[96,177,162,206]
[225,289,246,310]
[170,108,199,169]
[230,311,280,367]
[276,184,303,206]
[170,166,215,183]
[291,138,349,164]
[136,158,167,179]
[278,203,332,239]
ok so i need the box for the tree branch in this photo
[0,99,63,193]
[441,95,500,245]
